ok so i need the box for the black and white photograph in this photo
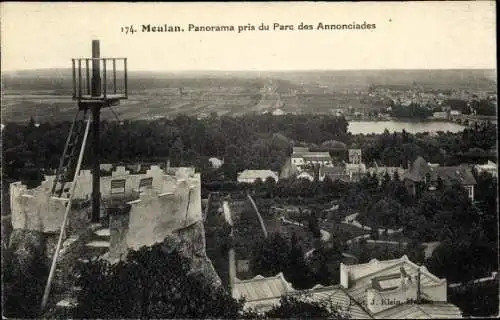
[1,2,498,319]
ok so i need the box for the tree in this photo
[250,233,290,277]
[392,169,400,181]
[381,171,391,190]
[307,210,321,239]
[3,232,49,318]
[75,243,244,319]
[285,233,315,290]
[436,175,444,190]
[266,293,350,319]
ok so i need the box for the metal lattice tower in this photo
[52,40,128,222]
[43,40,128,311]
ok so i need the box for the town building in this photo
[432,112,448,120]
[290,147,332,168]
[237,170,279,184]
[208,157,224,169]
[296,170,315,181]
[346,163,367,182]
[346,148,367,182]
[320,166,350,182]
[367,166,407,183]
[232,273,295,313]
[271,108,285,116]
[340,255,463,318]
[474,160,497,177]
[403,157,477,200]
[349,149,362,164]
[232,256,462,318]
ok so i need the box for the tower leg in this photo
[91,105,101,222]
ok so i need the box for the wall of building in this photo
[366,282,418,314]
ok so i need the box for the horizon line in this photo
[2,66,497,74]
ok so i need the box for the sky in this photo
[1,2,496,72]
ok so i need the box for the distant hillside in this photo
[1,68,496,123]
[2,68,497,91]
[264,69,497,90]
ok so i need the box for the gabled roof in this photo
[238,170,278,180]
[302,152,332,159]
[373,302,463,319]
[367,167,406,178]
[435,165,477,185]
[292,147,310,155]
[294,285,373,319]
[320,166,346,176]
[298,169,315,178]
[233,273,294,302]
[346,163,367,173]
[404,157,432,182]
[343,255,446,303]
[232,273,294,312]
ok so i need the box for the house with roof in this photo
[340,255,463,318]
[367,166,407,183]
[432,112,449,120]
[237,170,279,184]
[291,147,332,169]
[346,163,367,182]
[296,170,315,182]
[231,255,462,318]
[271,108,286,116]
[232,273,295,313]
[208,157,224,169]
[403,156,477,200]
[474,160,497,178]
[232,273,371,318]
[320,166,350,182]
[349,149,363,164]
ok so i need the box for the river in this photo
[348,120,466,135]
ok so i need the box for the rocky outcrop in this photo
[163,220,222,288]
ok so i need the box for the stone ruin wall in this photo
[10,164,204,259]
[8,164,219,289]
[9,165,186,233]
[108,166,202,258]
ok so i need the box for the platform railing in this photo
[72,58,128,101]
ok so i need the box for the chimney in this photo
[400,266,407,301]
[416,266,422,304]
[228,248,236,294]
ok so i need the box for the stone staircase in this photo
[50,224,111,318]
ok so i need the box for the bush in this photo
[74,243,244,319]
[266,294,350,319]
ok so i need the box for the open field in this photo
[2,69,496,122]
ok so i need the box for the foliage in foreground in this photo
[266,294,351,320]
[74,243,244,319]
[448,279,499,317]
[2,231,49,318]
[74,241,350,319]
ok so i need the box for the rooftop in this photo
[404,157,477,185]
[373,302,463,319]
[232,273,294,312]
[342,255,445,303]
[237,170,278,180]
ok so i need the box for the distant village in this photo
[232,147,496,204]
